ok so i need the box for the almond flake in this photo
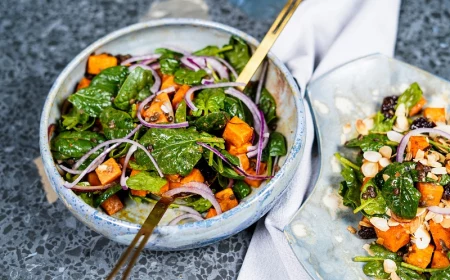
[432,167,447,175]
[370,217,389,232]
[364,151,382,163]
[379,146,393,159]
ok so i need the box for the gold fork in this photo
[236,0,302,91]
[107,1,301,279]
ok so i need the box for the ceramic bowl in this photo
[39,18,306,250]
[284,54,450,278]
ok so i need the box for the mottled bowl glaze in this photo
[39,19,306,250]
[285,54,450,278]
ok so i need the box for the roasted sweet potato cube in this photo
[417,182,443,206]
[130,189,148,197]
[87,172,101,186]
[142,92,173,123]
[215,188,238,212]
[424,107,446,123]
[374,225,410,253]
[87,53,118,75]
[409,97,427,116]
[429,220,450,251]
[161,75,180,91]
[223,116,253,147]
[180,168,205,184]
[244,162,267,188]
[159,182,170,194]
[431,250,450,269]
[404,243,434,269]
[205,208,217,219]
[172,85,191,109]
[95,158,122,185]
[409,136,430,157]
[76,77,91,91]
[101,194,124,215]
[237,154,250,170]
[227,142,252,156]
[169,181,183,190]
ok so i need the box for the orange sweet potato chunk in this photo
[95,158,122,185]
[172,85,191,108]
[205,208,217,219]
[409,136,430,157]
[101,194,124,215]
[227,143,252,156]
[161,75,180,91]
[404,244,435,269]
[244,162,267,188]
[76,77,91,91]
[180,168,205,184]
[142,93,172,123]
[431,250,450,269]
[417,182,443,206]
[423,107,446,123]
[374,225,410,253]
[87,53,117,75]
[409,97,427,116]
[87,172,101,186]
[237,154,250,170]
[429,220,450,251]
[215,188,238,212]
[223,116,253,148]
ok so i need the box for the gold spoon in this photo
[107,1,301,279]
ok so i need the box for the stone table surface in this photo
[0,0,449,279]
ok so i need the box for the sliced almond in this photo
[356,119,369,135]
[425,211,436,221]
[416,208,427,217]
[384,259,397,273]
[395,103,406,117]
[415,149,425,160]
[441,218,450,228]
[387,131,404,143]
[413,225,431,249]
[394,115,409,132]
[432,167,447,175]
[379,146,393,159]
[364,151,382,163]
[379,158,391,168]
[363,118,374,131]
[343,123,352,134]
[388,218,400,227]
[391,272,401,280]
[433,214,444,224]
[383,174,391,182]
[427,172,439,181]
[361,162,379,178]
[363,244,375,256]
[370,217,389,232]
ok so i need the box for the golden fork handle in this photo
[236,0,302,91]
[106,196,173,280]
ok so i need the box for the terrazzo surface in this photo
[0,0,449,279]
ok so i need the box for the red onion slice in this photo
[59,164,83,174]
[427,206,450,215]
[184,82,245,112]
[201,78,214,85]
[176,205,202,217]
[73,125,142,170]
[396,128,450,162]
[128,64,161,94]
[163,187,222,215]
[181,182,214,196]
[215,57,238,80]
[72,182,118,192]
[168,213,204,226]
[156,86,176,96]
[196,142,272,180]
[150,62,161,70]
[255,110,265,174]
[227,178,234,189]
[181,56,201,71]
[64,138,163,189]
[120,145,138,190]
[120,54,161,66]
[255,62,268,104]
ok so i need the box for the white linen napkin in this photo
[237,0,401,279]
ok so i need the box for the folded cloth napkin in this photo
[237,0,401,279]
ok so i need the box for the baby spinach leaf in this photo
[259,88,278,125]
[372,112,396,133]
[78,192,95,207]
[51,131,105,160]
[174,68,207,85]
[441,174,450,186]
[396,82,423,111]
[362,261,390,279]
[136,85,151,101]
[192,45,232,58]
[185,197,212,212]
[369,244,402,261]
[93,184,122,208]
[99,107,134,140]
[126,171,168,193]
[223,96,246,121]
[61,106,91,130]
[357,179,387,216]
[135,128,224,176]
[223,36,251,74]
[175,100,187,123]
[338,165,361,209]
[192,88,226,117]
[68,86,113,117]
[431,267,450,280]
[155,48,183,57]
[160,58,180,75]
[346,133,397,152]
[203,151,244,179]
[376,162,420,219]
[114,67,154,110]
[90,66,129,95]
[397,267,427,280]
[233,180,251,200]
[192,111,230,132]
[267,132,287,157]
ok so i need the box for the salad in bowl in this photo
[337,82,450,279]
[49,36,287,226]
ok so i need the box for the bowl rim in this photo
[39,18,306,236]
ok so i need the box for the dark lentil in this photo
[381,95,399,119]
[410,117,436,130]
[168,116,174,122]
[393,188,400,196]
[357,226,377,239]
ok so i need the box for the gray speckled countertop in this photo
[0,0,449,279]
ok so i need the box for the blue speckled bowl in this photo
[39,19,306,250]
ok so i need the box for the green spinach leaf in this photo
[267,132,287,157]
[357,179,387,216]
[90,65,129,94]
[185,197,212,212]
[126,171,168,193]
[338,165,361,209]
[192,88,226,117]
[370,244,402,261]
[135,128,224,176]
[175,100,187,123]
[78,192,95,207]
[372,112,396,133]
[114,67,154,110]
[440,174,450,186]
[192,111,230,132]
[68,86,113,117]
[93,184,122,208]
[362,261,390,279]
[397,82,423,112]
[192,45,233,58]
[51,131,105,160]
[431,267,450,280]
[223,36,251,74]
[223,96,246,121]
[397,267,427,280]
[233,180,251,200]
[259,88,278,124]
[346,133,397,152]
[174,68,207,86]
[99,107,134,140]
[61,106,92,131]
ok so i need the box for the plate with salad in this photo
[40,19,305,250]
[285,54,450,279]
